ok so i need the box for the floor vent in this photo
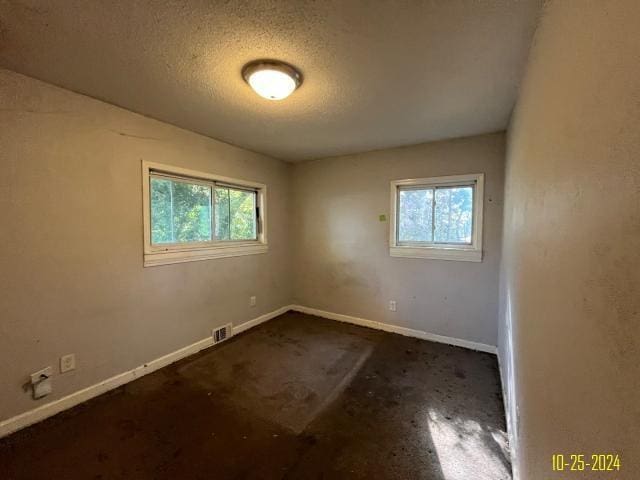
[212,324,232,344]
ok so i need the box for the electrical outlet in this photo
[250,296,257,307]
[389,300,397,312]
[60,354,76,373]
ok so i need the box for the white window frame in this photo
[389,173,484,262]
[142,161,268,267]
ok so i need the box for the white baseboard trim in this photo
[0,304,494,438]
[496,342,519,476]
[0,305,292,439]
[232,305,291,336]
[291,305,497,355]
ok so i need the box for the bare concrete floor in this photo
[0,312,511,479]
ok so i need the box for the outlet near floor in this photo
[389,300,397,312]
[250,296,257,307]
[60,354,76,373]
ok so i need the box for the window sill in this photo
[390,246,482,262]
[144,243,268,267]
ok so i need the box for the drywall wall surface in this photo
[0,69,293,421]
[292,133,505,346]
[499,1,640,478]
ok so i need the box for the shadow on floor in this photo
[0,312,511,479]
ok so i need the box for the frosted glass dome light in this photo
[242,60,302,101]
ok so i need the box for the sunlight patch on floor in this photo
[426,409,511,480]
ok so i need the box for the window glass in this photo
[150,177,212,244]
[214,187,231,240]
[397,184,474,245]
[229,188,257,240]
[398,188,434,242]
[214,187,257,241]
[434,186,474,244]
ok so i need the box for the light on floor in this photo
[426,409,511,480]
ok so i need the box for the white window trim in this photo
[389,173,484,262]
[142,161,268,267]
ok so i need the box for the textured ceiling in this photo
[0,0,542,161]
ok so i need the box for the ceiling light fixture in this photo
[242,60,302,101]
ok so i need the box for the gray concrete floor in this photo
[0,312,511,479]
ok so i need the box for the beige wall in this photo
[292,133,505,346]
[0,69,505,426]
[0,69,293,420]
[499,1,640,478]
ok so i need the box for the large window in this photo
[142,161,267,266]
[390,174,484,262]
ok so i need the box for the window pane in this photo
[398,188,434,242]
[150,177,212,244]
[214,187,230,240]
[229,188,257,240]
[215,187,257,241]
[434,186,473,244]
[150,178,172,244]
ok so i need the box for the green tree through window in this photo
[214,187,257,241]
[150,177,257,245]
[150,178,212,244]
[398,185,473,245]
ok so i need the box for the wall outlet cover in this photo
[60,354,76,373]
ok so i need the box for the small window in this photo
[390,174,484,262]
[142,161,267,266]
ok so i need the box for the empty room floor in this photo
[0,312,509,479]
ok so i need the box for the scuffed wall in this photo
[0,69,293,421]
[292,133,505,346]
[499,1,640,478]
